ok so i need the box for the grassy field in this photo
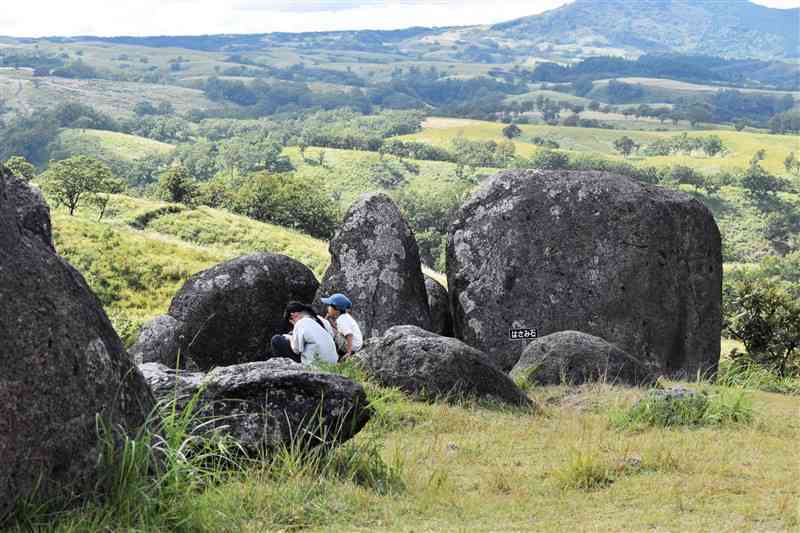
[403,118,800,179]
[14,375,798,532]
[57,129,175,161]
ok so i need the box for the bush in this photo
[531,149,569,170]
[609,388,753,430]
[724,278,800,378]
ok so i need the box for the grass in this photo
[57,128,175,161]
[51,194,331,345]
[8,378,797,532]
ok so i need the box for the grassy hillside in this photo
[51,195,329,344]
[402,118,799,179]
[56,129,175,161]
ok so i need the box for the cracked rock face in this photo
[425,276,453,337]
[139,360,371,453]
[168,253,319,371]
[316,193,431,339]
[356,326,532,408]
[447,170,722,375]
[0,166,154,519]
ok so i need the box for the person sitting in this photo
[270,301,338,366]
[321,293,364,360]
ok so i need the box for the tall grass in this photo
[716,358,800,395]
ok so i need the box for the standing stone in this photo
[168,253,319,371]
[0,166,154,519]
[317,193,431,338]
[447,170,722,375]
[425,276,453,337]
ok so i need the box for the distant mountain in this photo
[491,0,800,60]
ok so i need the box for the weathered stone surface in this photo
[139,360,371,453]
[447,170,722,375]
[0,166,154,519]
[425,276,453,337]
[356,326,532,407]
[510,331,657,386]
[316,193,431,339]
[129,315,184,367]
[169,253,319,371]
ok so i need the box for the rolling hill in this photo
[491,0,800,60]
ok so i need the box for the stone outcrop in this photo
[166,253,319,371]
[356,326,532,408]
[129,315,184,366]
[447,170,722,375]
[510,331,657,386]
[0,166,154,519]
[139,359,371,453]
[316,193,431,339]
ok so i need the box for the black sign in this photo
[509,328,538,340]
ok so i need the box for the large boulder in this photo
[0,166,154,519]
[316,193,431,339]
[168,253,319,371]
[447,170,722,375]
[139,359,371,453]
[510,331,657,387]
[356,326,532,408]
[129,315,184,366]
[425,276,453,337]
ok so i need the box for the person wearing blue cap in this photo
[321,293,363,360]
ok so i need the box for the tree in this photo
[784,152,800,177]
[531,149,569,170]
[734,119,748,132]
[725,279,800,377]
[91,174,126,221]
[4,155,36,181]
[686,103,712,128]
[742,153,784,199]
[502,123,522,140]
[298,137,308,161]
[613,136,639,158]
[158,164,197,204]
[41,156,114,216]
[702,135,723,157]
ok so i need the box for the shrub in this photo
[724,278,800,378]
[609,388,753,430]
[531,149,569,170]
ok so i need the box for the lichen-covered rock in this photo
[356,326,532,408]
[316,193,431,338]
[425,276,453,337]
[169,253,319,371]
[447,170,722,375]
[0,166,154,519]
[139,360,371,453]
[510,331,657,387]
[129,315,184,367]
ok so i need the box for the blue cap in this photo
[321,293,352,310]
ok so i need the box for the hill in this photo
[491,0,800,60]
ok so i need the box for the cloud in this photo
[0,0,797,38]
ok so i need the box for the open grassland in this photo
[22,379,799,532]
[51,194,329,343]
[404,118,800,179]
[57,129,175,161]
[595,77,800,99]
[0,70,222,118]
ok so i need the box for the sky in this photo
[0,0,798,38]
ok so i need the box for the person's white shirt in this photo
[290,315,338,365]
[336,313,363,352]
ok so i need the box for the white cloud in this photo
[0,0,797,37]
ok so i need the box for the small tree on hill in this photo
[725,279,800,378]
[158,164,197,205]
[502,123,522,140]
[734,119,748,132]
[702,135,724,157]
[4,155,36,181]
[91,174,126,221]
[784,152,800,177]
[41,155,115,216]
[742,152,784,199]
[613,136,639,158]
